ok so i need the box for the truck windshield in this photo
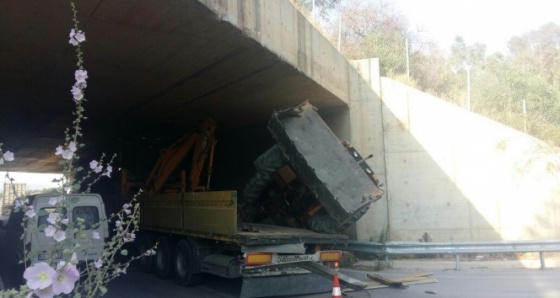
[72,206,99,230]
[37,207,68,231]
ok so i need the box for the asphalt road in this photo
[300,268,560,298]
[3,262,560,297]
[107,264,560,298]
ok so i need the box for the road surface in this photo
[2,260,560,297]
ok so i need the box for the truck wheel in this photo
[154,236,174,279]
[174,239,204,287]
[137,234,155,273]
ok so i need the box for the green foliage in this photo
[296,0,560,146]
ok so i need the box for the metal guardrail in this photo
[335,240,560,270]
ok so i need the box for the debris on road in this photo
[363,272,437,289]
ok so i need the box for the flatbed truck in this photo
[132,102,383,297]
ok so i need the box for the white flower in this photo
[71,253,78,264]
[115,267,127,275]
[53,230,66,242]
[47,212,60,225]
[44,225,56,238]
[74,70,88,85]
[48,196,64,206]
[55,142,77,160]
[74,31,85,43]
[68,141,77,152]
[23,262,56,290]
[69,37,79,46]
[52,264,79,295]
[48,197,57,206]
[71,86,83,101]
[60,218,69,225]
[145,249,156,256]
[92,231,100,240]
[122,203,131,215]
[123,232,136,243]
[2,151,14,162]
[103,165,113,178]
[115,220,122,228]
[69,28,86,46]
[89,160,98,169]
[55,146,65,156]
[90,160,103,173]
[26,206,36,218]
[56,261,66,271]
[93,258,103,269]
[15,198,28,209]
[61,150,74,160]
[33,286,54,298]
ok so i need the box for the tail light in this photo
[319,250,341,262]
[245,252,273,266]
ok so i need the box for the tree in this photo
[291,0,341,22]
[508,22,560,87]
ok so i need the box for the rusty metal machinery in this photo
[239,102,383,234]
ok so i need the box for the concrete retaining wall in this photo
[381,78,560,241]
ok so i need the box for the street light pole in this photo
[406,38,410,80]
[522,99,527,133]
[337,5,342,51]
[464,63,471,111]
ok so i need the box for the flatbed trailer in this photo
[138,190,365,297]
[140,190,348,245]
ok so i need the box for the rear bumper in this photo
[240,261,366,297]
[240,272,332,298]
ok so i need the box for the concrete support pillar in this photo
[348,58,389,242]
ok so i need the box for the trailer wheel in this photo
[174,239,204,287]
[137,234,155,273]
[154,236,174,279]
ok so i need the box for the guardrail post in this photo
[539,252,545,270]
[455,255,461,271]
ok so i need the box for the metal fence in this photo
[335,240,560,270]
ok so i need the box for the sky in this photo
[391,0,560,54]
[0,171,61,193]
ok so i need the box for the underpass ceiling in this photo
[0,0,346,173]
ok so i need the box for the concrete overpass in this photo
[0,1,387,239]
[0,0,363,172]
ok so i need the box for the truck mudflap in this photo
[240,261,366,297]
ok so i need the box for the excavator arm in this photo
[144,117,217,195]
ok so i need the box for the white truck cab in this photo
[0,193,108,289]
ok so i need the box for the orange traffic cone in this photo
[332,272,342,298]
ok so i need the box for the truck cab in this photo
[0,193,108,289]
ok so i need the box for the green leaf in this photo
[99,286,108,295]
[120,249,128,256]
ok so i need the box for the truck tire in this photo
[174,239,204,287]
[137,234,155,273]
[155,236,174,279]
